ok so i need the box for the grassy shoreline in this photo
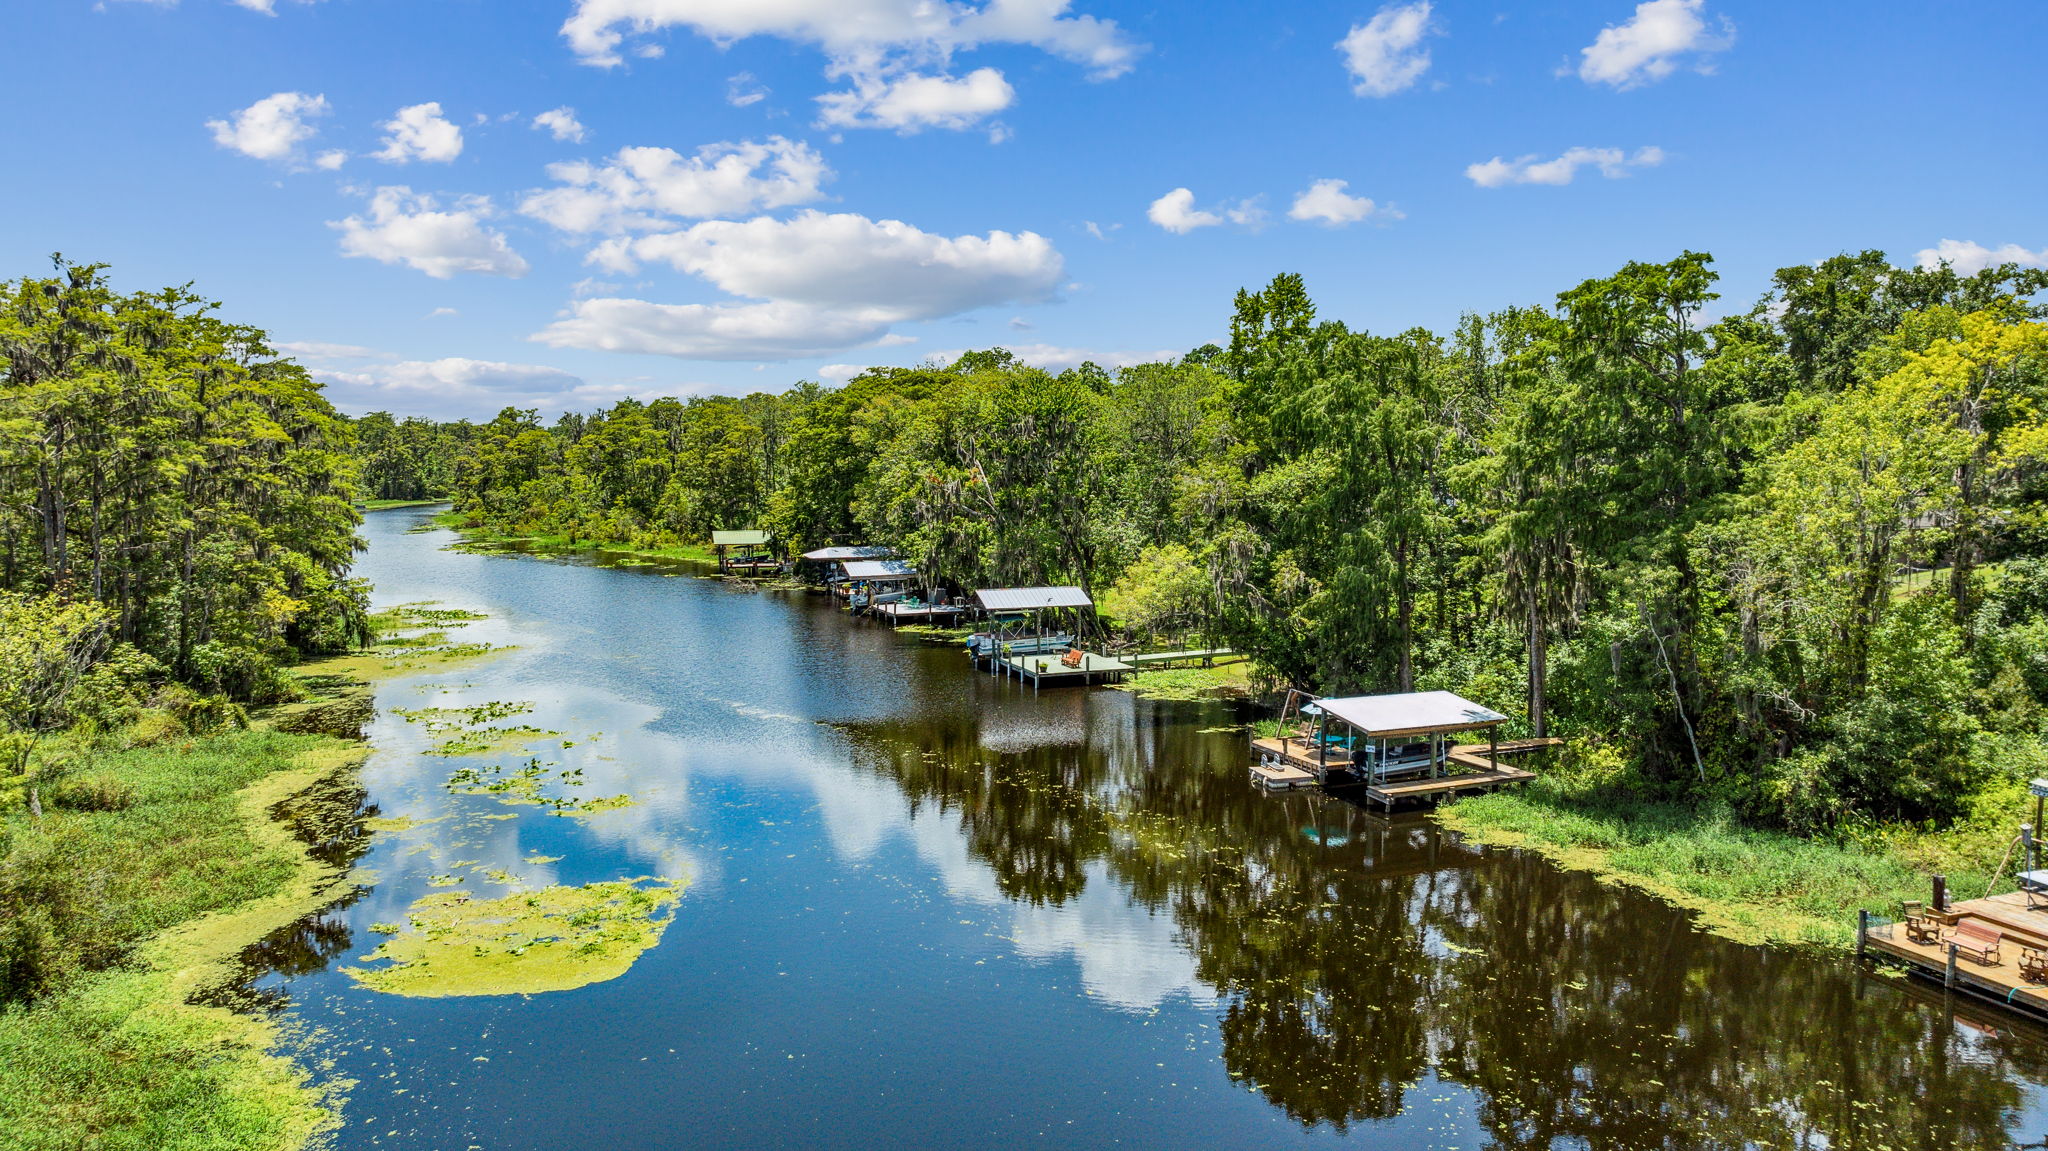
[1436,751,2011,948]
[357,498,447,511]
[0,729,366,1150]
[429,510,719,565]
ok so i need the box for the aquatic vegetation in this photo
[344,878,686,998]
[1111,663,1252,702]
[444,758,637,817]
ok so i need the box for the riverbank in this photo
[1113,660,1256,702]
[0,727,364,1151]
[1438,745,2005,948]
[430,509,718,565]
[358,498,447,511]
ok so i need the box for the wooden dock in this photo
[1861,891,2048,1018]
[995,651,1132,692]
[1249,735,1555,805]
[871,601,968,625]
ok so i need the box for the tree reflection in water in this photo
[837,697,2044,1148]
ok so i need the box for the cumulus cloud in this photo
[1288,178,1400,226]
[206,91,329,162]
[559,0,1141,75]
[726,72,770,107]
[537,210,1064,361]
[1338,2,1436,97]
[534,299,898,361]
[1915,239,2048,277]
[816,67,1014,133]
[375,102,464,164]
[520,137,831,235]
[308,356,611,418]
[1577,0,1732,89]
[331,187,529,279]
[560,0,1138,137]
[594,211,1062,316]
[1147,188,1221,234]
[532,107,588,143]
[1465,145,1663,187]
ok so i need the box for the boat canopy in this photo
[1313,691,1507,738]
[800,545,895,561]
[843,559,918,581]
[711,530,772,548]
[974,587,1092,612]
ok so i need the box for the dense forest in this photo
[357,250,2048,835]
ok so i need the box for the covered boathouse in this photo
[711,530,780,576]
[1251,689,1552,809]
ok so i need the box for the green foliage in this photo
[0,259,370,697]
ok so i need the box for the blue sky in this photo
[7,0,2044,419]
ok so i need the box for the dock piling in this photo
[1946,942,1960,988]
[1857,909,1868,962]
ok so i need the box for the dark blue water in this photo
[259,507,2048,1150]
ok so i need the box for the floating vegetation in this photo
[444,758,635,818]
[1111,663,1252,702]
[344,878,686,998]
[297,603,509,685]
[392,702,558,757]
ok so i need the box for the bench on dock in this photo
[1950,920,2004,965]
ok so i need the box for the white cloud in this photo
[1338,2,1436,97]
[1577,0,1732,89]
[1147,188,1221,234]
[816,67,1014,132]
[275,340,387,362]
[1288,178,1400,226]
[206,91,328,162]
[535,299,897,361]
[331,187,529,279]
[931,343,1177,372]
[311,357,600,418]
[559,0,1142,77]
[1465,145,1663,187]
[1083,220,1119,241]
[539,210,1063,360]
[818,363,864,384]
[532,107,588,143]
[375,102,464,164]
[520,137,831,234]
[726,72,769,107]
[1915,239,2048,277]
[1225,197,1267,230]
[230,0,321,11]
[603,211,1062,315]
[314,149,348,170]
[426,306,460,318]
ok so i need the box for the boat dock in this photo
[1249,691,1555,806]
[995,650,1133,692]
[872,601,968,625]
[1860,891,2048,1019]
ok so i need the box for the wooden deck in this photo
[1861,891,2048,1017]
[1250,760,1317,790]
[995,651,1132,691]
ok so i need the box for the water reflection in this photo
[835,704,2048,1146]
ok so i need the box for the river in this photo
[243,507,2048,1149]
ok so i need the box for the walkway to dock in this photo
[1124,648,1237,669]
[995,651,1133,692]
[1862,891,2048,1018]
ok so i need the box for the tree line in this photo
[362,249,2048,833]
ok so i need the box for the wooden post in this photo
[1857,909,1869,962]
[1946,941,1959,988]
[1934,874,1948,912]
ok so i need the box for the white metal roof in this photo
[711,530,771,547]
[843,559,918,580]
[1314,691,1506,736]
[974,586,1093,611]
[801,546,895,561]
